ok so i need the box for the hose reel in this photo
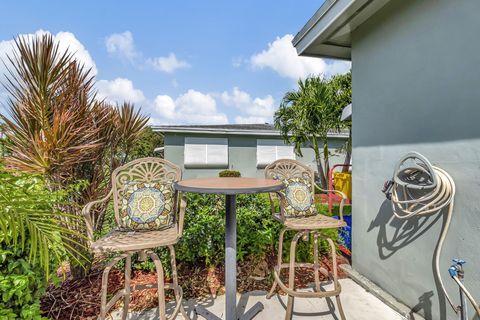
[383,152,479,317]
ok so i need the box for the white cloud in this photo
[250,34,350,80]
[153,89,228,124]
[147,53,190,73]
[104,31,190,74]
[0,29,97,77]
[105,31,138,61]
[153,95,176,119]
[221,87,276,124]
[221,87,250,107]
[96,78,145,104]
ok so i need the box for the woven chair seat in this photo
[274,213,347,230]
[91,225,179,253]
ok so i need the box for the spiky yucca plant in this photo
[1,34,148,278]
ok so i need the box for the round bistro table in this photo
[174,177,284,320]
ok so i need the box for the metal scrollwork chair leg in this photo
[122,253,132,320]
[268,229,346,320]
[313,232,322,292]
[149,251,167,319]
[326,238,346,320]
[169,245,191,320]
[267,228,287,299]
[99,254,129,320]
[285,230,306,320]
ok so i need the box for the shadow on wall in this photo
[367,200,442,260]
[367,200,451,320]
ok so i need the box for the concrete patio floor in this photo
[111,278,408,320]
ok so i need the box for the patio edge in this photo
[339,264,424,320]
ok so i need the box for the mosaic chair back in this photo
[265,159,318,218]
[111,157,182,231]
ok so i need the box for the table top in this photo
[174,177,284,195]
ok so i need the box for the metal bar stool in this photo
[265,159,347,320]
[82,158,190,320]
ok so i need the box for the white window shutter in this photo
[257,144,277,168]
[276,144,296,160]
[257,139,295,168]
[184,137,228,168]
[206,143,228,166]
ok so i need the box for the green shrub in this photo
[0,240,49,320]
[218,170,241,178]
[176,193,283,265]
[0,169,72,319]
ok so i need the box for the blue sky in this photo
[0,1,350,125]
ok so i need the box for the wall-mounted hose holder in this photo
[386,152,467,315]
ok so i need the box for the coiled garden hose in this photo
[383,152,458,312]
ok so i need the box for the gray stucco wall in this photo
[351,1,480,319]
[164,132,347,179]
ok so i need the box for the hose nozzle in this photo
[382,179,394,200]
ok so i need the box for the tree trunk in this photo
[322,138,330,182]
[342,127,352,173]
[342,150,351,172]
[70,252,91,279]
[312,137,328,188]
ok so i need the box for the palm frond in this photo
[0,170,87,276]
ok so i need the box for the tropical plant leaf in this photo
[0,169,88,276]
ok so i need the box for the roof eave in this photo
[293,0,392,60]
[151,126,349,139]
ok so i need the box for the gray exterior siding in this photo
[351,1,480,319]
[164,132,347,179]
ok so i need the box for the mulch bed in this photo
[41,254,349,320]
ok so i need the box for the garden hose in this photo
[383,152,457,312]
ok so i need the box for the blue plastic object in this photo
[453,258,466,265]
[449,266,458,278]
[333,215,352,255]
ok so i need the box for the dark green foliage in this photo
[218,170,241,178]
[0,169,86,275]
[0,169,72,319]
[129,127,164,159]
[175,193,282,266]
[274,72,352,186]
[0,240,49,320]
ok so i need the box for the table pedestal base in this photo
[195,301,264,320]
[194,194,264,320]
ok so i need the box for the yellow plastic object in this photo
[333,172,352,200]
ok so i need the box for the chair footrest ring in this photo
[271,268,341,298]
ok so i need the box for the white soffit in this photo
[292,0,391,60]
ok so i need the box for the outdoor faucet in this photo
[449,259,467,320]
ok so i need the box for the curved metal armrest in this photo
[81,189,113,244]
[268,191,287,221]
[177,194,187,235]
[314,183,347,220]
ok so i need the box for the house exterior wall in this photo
[351,0,480,319]
[164,132,347,179]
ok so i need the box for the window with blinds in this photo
[184,137,229,168]
[256,139,296,168]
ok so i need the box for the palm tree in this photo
[274,76,346,188]
[328,72,352,172]
[1,34,148,278]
